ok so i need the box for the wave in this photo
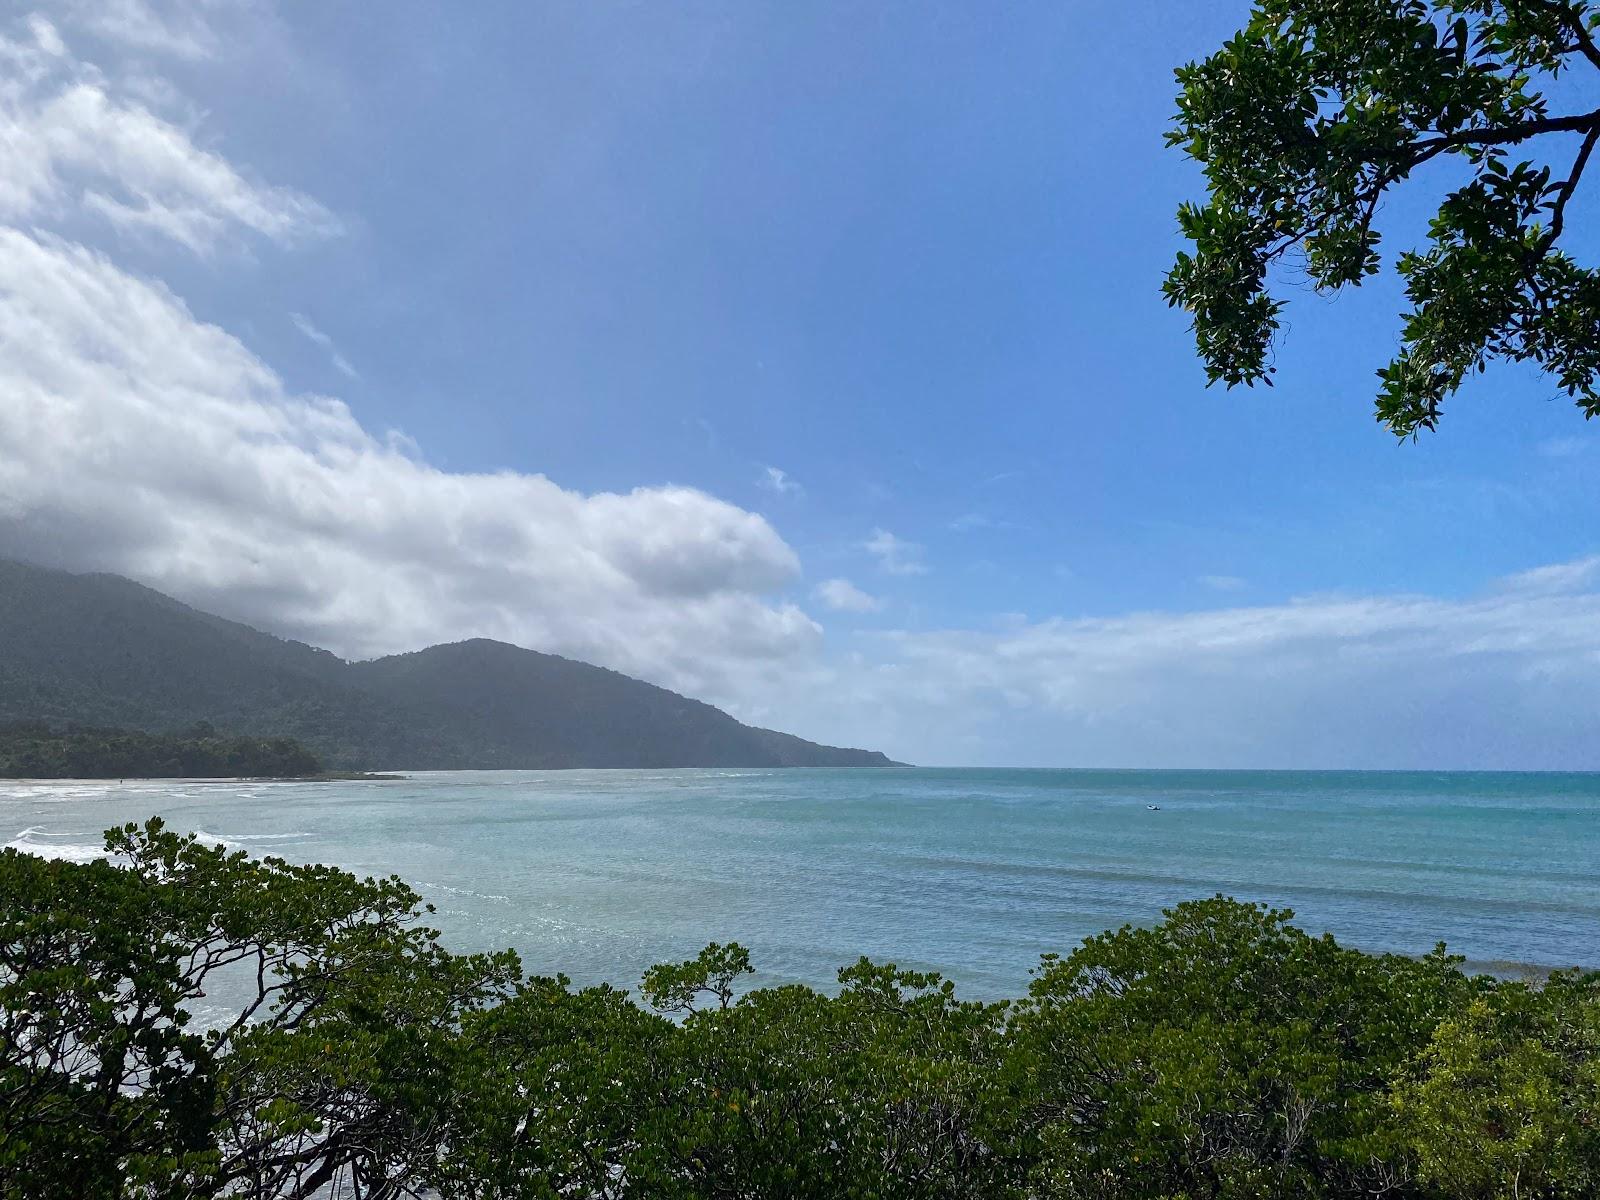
[5,827,108,863]
[191,829,311,851]
[416,879,511,903]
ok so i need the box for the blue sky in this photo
[4,1,1600,767]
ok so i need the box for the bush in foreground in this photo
[1,820,1595,1199]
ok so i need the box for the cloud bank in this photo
[0,228,817,699]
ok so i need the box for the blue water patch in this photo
[3,767,1596,997]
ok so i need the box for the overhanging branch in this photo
[1410,107,1600,159]
[1543,122,1600,246]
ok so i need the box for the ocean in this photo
[4,767,1596,997]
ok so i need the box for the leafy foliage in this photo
[1394,969,1600,1198]
[1166,0,1600,434]
[3,826,1593,1198]
[1011,896,1487,1198]
[0,820,519,1199]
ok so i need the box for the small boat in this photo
[1146,804,1160,810]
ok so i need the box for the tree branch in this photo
[1409,107,1600,159]
[1542,122,1600,247]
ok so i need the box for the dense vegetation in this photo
[1167,0,1600,434]
[0,558,899,770]
[4,822,1595,1199]
[0,723,323,780]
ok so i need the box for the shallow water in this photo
[5,767,1597,996]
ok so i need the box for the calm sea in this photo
[5,768,1596,997]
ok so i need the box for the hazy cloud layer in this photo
[770,577,1600,768]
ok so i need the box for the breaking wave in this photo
[4,827,108,863]
[6,827,311,860]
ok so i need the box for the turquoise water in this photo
[4,768,1596,997]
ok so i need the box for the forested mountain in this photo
[0,559,900,770]
[348,640,899,768]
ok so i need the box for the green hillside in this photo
[347,639,896,769]
[0,559,900,770]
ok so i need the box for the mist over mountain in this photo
[0,559,901,770]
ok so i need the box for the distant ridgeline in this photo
[0,722,323,780]
[0,558,904,771]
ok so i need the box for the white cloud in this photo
[864,527,927,576]
[290,312,359,379]
[814,578,882,613]
[759,465,799,495]
[0,15,337,254]
[1198,574,1247,591]
[0,228,818,700]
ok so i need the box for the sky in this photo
[3,0,1600,768]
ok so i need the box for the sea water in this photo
[4,768,1596,997]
